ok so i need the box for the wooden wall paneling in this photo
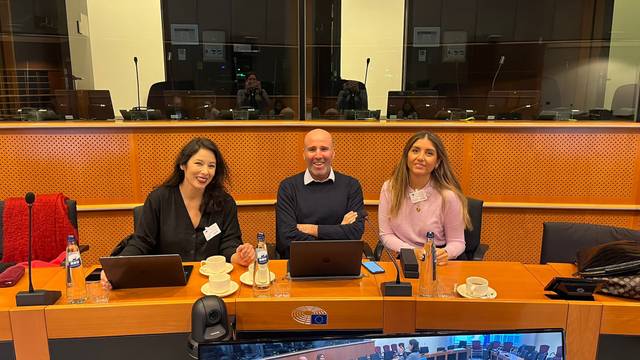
[0,310,11,341]
[481,208,639,263]
[10,307,49,360]
[77,210,134,266]
[566,301,602,360]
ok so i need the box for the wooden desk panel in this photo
[45,263,238,338]
[235,260,383,331]
[0,267,61,341]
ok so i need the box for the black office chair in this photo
[372,197,489,261]
[0,198,86,261]
[540,222,640,264]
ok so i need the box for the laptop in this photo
[99,254,193,289]
[288,240,363,280]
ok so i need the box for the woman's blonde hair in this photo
[387,131,471,229]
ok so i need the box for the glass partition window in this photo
[0,0,637,121]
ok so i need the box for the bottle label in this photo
[67,251,82,268]
[256,249,269,265]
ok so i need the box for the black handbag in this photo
[577,240,640,299]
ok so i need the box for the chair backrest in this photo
[133,205,143,231]
[458,340,467,348]
[419,346,429,354]
[0,198,79,259]
[540,222,640,263]
[611,84,638,117]
[472,340,481,350]
[459,197,483,260]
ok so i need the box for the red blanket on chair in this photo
[2,193,77,263]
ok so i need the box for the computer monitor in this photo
[199,329,565,360]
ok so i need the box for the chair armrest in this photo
[374,241,385,261]
[472,243,489,261]
[79,244,90,253]
[362,242,375,261]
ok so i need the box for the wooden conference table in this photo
[1,260,638,360]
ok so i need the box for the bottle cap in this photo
[257,232,265,242]
[67,234,76,243]
[426,232,435,239]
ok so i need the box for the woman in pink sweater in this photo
[378,131,471,264]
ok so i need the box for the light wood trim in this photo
[10,307,49,360]
[383,297,416,334]
[235,298,383,331]
[0,310,11,341]
[566,302,602,360]
[0,120,639,130]
[79,200,640,211]
[45,302,193,338]
[600,303,640,335]
[415,299,568,330]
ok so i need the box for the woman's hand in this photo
[100,270,113,290]
[231,243,255,267]
[436,248,449,266]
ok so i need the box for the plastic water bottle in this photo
[66,234,87,304]
[253,232,271,297]
[418,232,438,297]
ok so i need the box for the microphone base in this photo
[16,289,62,306]
[381,281,412,297]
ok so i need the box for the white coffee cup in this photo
[201,255,226,273]
[466,276,489,298]
[208,273,231,293]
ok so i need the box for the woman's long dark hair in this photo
[160,137,229,213]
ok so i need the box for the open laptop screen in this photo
[199,329,565,360]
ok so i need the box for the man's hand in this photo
[231,243,256,267]
[436,248,449,266]
[341,211,358,225]
[297,224,318,237]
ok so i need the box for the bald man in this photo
[276,129,365,258]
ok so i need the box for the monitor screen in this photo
[199,328,564,360]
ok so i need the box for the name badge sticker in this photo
[203,223,221,241]
[409,190,428,203]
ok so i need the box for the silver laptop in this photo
[288,240,363,280]
[100,254,193,289]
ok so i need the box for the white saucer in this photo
[200,281,239,297]
[239,271,276,286]
[199,262,233,276]
[456,284,497,299]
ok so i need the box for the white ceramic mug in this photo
[208,273,231,293]
[201,255,226,273]
[466,276,489,298]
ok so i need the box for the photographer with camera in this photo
[236,72,270,114]
[336,80,368,113]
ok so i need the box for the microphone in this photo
[380,241,413,296]
[361,211,412,296]
[16,193,62,306]
[133,56,141,111]
[490,55,505,91]
[364,58,370,87]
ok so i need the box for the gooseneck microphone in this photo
[133,56,141,110]
[16,193,62,306]
[364,58,371,87]
[25,192,35,292]
[362,212,411,296]
[490,55,505,91]
[380,242,413,296]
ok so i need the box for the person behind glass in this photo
[404,339,421,360]
[101,137,255,286]
[397,101,418,119]
[378,131,471,265]
[236,72,270,113]
[336,80,368,112]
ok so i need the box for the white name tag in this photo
[409,190,428,203]
[203,223,221,241]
